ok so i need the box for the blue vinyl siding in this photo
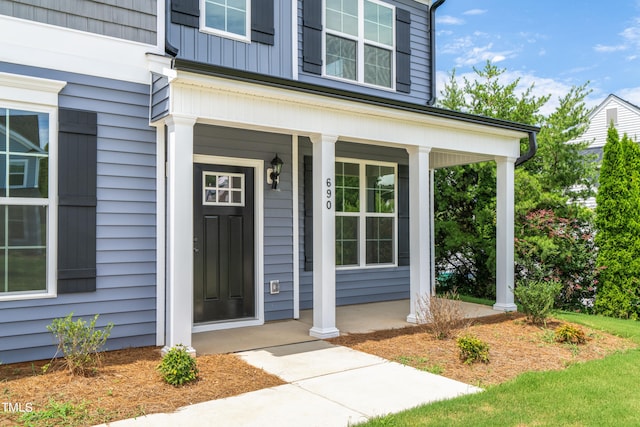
[298,138,410,309]
[297,0,431,105]
[168,1,293,79]
[0,62,157,364]
[193,125,294,321]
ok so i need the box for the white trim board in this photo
[191,154,265,333]
[0,15,160,85]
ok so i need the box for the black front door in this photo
[193,163,255,323]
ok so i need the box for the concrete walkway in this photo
[100,340,481,427]
[98,301,501,426]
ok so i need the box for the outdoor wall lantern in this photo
[267,154,284,190]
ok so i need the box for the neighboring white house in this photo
[573,94,640,208]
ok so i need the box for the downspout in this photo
[426,0,446,106]
[165,0,179,57]
[515,131,538,166]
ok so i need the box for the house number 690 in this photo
[325,178,332,210]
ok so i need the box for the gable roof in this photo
[573,94,640,148]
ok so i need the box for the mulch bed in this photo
[0,347,284,426]
[329,312,636,386]
[1,312,635,426]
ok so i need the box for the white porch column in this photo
[494,156,517,311]
[407,146,432,323]
[164,114,197,353]
[309,134,340,338]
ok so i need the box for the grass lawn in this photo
[358,312,640,427]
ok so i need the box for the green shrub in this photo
[554,323,587,344]
[47,313,113,376]
[514,280,562,325]
[157,345,198,386]
[456,334,490,364]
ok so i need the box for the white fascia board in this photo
[0,15,161,85]
[170,72,525,159]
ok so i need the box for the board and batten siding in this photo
[168,1,293,79]
[0,0,157,44]
[296,0,431,106]
[298,138,410,309]
[0,62,156,364]
[193,124,294,321]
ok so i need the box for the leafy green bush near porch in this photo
[357,312,640,427]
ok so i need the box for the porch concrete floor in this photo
[192,299,501,355]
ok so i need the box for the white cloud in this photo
[594,17,640,55]
[437,15,464,25]
[617,86,640,106]
[452,43,518,67]
[463,9,487,16]
[434,69,577,116]
[594,44,627,53]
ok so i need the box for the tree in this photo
[594,126,640,318]
[435,61,597,302]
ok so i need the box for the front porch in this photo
[193,299,502,354]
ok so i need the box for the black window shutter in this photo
[58,108,97,293]
[302,0,323,74]
[251,0,275,45]
[396,8,411,93]
[397,164,410,266]
[171,0,200,28]
[303,155,313,270]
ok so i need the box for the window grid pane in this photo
[205,0,247,37]
[326,0,359,36]
[364,0,393,46]
[336,216,359,266]
[364,44,392,88]
[326,35,357,81]
[203,172,245,206]
[366,217,394,264]
[366,164,395,213]
[336,162,360,212]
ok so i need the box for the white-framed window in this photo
[201,0,251,42]
[0,107,54,296]
[202,171,245,206]
[0,72,64,300]
[324,0,395,89]
[335,158,396,268]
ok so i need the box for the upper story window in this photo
[202,0,250,41]
[325,0,395,89]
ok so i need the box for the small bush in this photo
[416,289,470,339]
[47,313,113,376]
[554,323,587,344]
[157,345,198,386]
[514,280,562,325]
[456,334,490,364]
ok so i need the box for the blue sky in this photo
[434,1,640,114]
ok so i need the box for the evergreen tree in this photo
[435,61,597,300]
[594,127,640,318]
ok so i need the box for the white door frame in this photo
[191,154,265,333]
